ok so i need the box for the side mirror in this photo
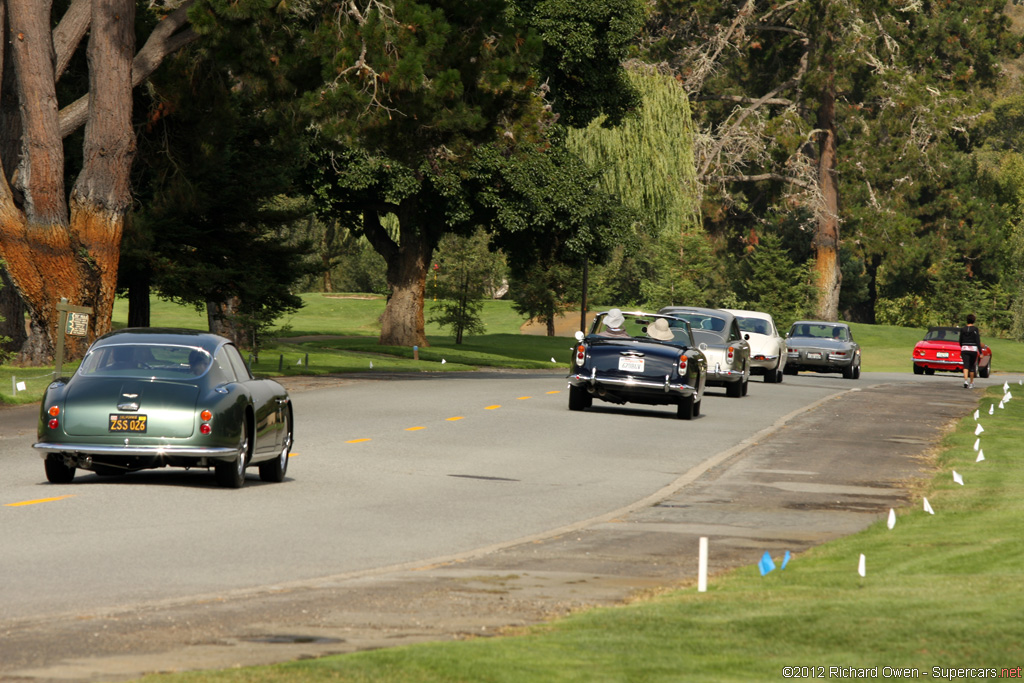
[575,330,585,342]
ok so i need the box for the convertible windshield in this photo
[592,312,692,346]
[789,324,849,341]
[78,344,213,380]
[924,328,959,342]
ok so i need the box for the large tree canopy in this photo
[646,0,1020,322]
[193,0,644,347]
[0,0,197,362]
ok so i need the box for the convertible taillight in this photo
[47,405,59,430]
[199,409,213,435]
[679,355,688,374]
[727,346,736,364]
[575,345,586,366]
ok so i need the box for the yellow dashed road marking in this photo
[6,495,75,508]
[405,426,425,431]
[546,390,561,395]
[446,416,464,422]
[346,438,372,444]
[518,396,531,400]
[485,405,501,410]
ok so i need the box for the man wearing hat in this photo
[600,309,632,337]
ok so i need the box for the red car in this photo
[912,326,991,377]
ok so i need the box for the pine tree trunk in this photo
[379,236,431,347]
[0,268,28,354]
[0,0,135,363]
[813,79,841,321]
[364,206,435,348]
[208,296,246,347]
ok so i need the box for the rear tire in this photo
[677,394,696,420]
[259,411,291,483]
[216,418,249,488]
[913,363,924,375]
[979,363,991,379]
[924,368,935,376]
[726,379,742,398]
[44,455,76,484]
[568,385,592,411]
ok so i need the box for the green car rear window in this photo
[79,344,214,380]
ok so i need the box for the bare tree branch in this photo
[53,0,91,82]
[58,0,199,139]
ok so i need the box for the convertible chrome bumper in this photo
[567,372,696,395]
[33,442,238,458]
[911,357,961,366]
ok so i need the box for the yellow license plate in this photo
[109,414,148,433]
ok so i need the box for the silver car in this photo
[784,321,861,379]
[658,307,751,397]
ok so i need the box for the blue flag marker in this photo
[759,551,776,576]
[782,550,791,570]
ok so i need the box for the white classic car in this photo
[723,309,787,383]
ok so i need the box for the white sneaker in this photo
[969,382,975,389]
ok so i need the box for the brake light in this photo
[47,406,60,430]
[727,346,735,364]
[48,418,59,430]
[575,345,586,366]
[48,405,60,417]
[679,355,688,374]
[199,409,213,435]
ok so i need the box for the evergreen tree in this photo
[428,231,505,344]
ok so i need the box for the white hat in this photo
[648,317,673,341]
[604,309,625,329]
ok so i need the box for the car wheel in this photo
[784,365,798,376]
[216,418,250,488]
[776,367,784,383]
[913,363,924,375]
[44,454,76,484]
[979,363,991,379]
[693,397,701,417]
[677,394,696,420]
[843,363,855,379]
[726,380,742,398]
[924,368,935,376]
[568,385,592,411]
[741,377,749,396]
[764,361,780,383]
[853,364,861,380]
[259,411,291,483]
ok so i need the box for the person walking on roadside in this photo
[959,313,982,389]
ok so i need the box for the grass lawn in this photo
[133,384,1024,682]
[3,294,1023,405]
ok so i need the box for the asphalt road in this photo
[0,367,1016,681]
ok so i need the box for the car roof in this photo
[722,309,773,320]
[92,328,230,354]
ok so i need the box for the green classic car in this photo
[34,329,293,488]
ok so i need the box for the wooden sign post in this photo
[54,297,93,378]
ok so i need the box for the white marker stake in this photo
[974,410,980,420]
[989,404,995,415]
[858,554,866,578]
[887,508,896,530]
[975,423,984,436]
[1004,381,1010,392]
[923,498,935,515]
[698,537,708,593]
[550,357,557,363]
[999,401,1005,410]
[441,358,447,364]
[977,450,985,463]
[953,470,964,486]
[974,438,980,452]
